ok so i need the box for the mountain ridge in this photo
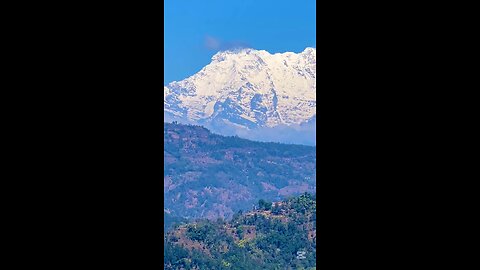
[164,48,316,145]
[164,122,316,221]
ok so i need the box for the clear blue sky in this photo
[164,0,316,84]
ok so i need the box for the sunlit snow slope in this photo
[164,48,316,145]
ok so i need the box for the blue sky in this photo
[164,0,316,84]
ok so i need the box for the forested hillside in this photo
[164,123,316,221]
[164,193,317,270]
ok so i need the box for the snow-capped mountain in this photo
[164,47,316,145]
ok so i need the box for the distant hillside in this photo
[164,210,187,232]
[164,123,316,221]
[164,193,317,270]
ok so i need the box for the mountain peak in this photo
[165,48,316,145]
[211,48,268,62]
[303,47,316,53]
